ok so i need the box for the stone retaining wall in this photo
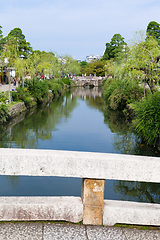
[8,102,27,118]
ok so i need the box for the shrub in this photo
[0,92,8,104]
[26,79,50,103]
[0,104,9,123]
[53,83,63,95]
[132,92,160,146]
[12,87,32,107]
[103,78,145,110]
[61,77,72,86]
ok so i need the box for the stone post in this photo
[81,178,105,225]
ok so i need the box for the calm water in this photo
[0,87,160,203]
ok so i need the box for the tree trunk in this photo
[8,66,11,103]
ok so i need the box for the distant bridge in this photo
[72,76,104,87]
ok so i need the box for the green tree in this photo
[8,28,32,58]
[80,60,105,76]
[14,58,30,87]
[128,35,160,93]
[0,26,7,53]
[27,50,42,78]
[37,51,59,78]
[1,36,18,101]
[27,50,60,79]
[0,25,3,39]
[147,21,160,45]
[103,34,127,60]
[58,54,81,77]
[111,33,160,94]
[80,61,87,67]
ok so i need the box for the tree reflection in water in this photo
[6,176,20,188]
[113,180,160,204]
[0,92,78,149]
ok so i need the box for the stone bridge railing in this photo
[0,148,160,226]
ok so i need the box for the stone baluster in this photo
[81,178,105,225]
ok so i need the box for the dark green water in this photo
[0,87,160,203]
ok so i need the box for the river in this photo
[0,87,160,203]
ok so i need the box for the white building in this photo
[86,55,102,63]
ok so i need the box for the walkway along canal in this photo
[0,87,160,206]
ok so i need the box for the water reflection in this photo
[6,176,20,188]
[0,87,159,202]
[0,93,78,149]
[113,180,160,204]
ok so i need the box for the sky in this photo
[0,0,160,61]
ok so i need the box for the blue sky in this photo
[0,0,160,60]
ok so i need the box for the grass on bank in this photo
[103,78,145,111]
[103,77,160,147]
[131,91,160,147]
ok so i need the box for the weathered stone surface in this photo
[0,148,160,183]
[8,102,27,118]
[87,226,126,240]
[0,222,159,240]
[81,179,105,206]
[83,205,103,225]
[122,228,160,240]
[44,223,87,240]
[103,200,160,226]
[82,179,104,225]
[0,222,42,240]
[0,197,83,223]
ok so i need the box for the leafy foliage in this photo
[132,92,160,146]
[103,34,127,60]
[60,77,72,86]
[8,28,32,58]
[12,87,32,107]
[0,25,2,39]
[111,33,160,94]
[80,60,105,76]
[0,91,8,103]
[25,78,71,103]
[0,104,8,123]
[26,79,50,103]
[146,21,160,45]
[103,78,144,110]
[58,54,81,77]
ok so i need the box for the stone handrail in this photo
[0,148,160,226]
[1,148,159,182]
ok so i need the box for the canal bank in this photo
[0,79,72,122]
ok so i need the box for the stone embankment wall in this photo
[8,102,27,118]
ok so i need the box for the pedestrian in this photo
[13,78,16,86]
